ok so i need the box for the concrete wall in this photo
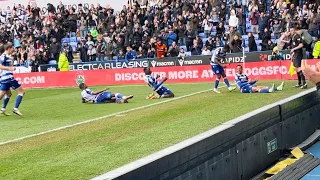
[92,88,320,180]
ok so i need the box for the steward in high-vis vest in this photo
[313,39,320,59]
[58,49,70,71]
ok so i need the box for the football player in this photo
[79,83,133,104]
[144,67,174,99]
[211,47,236,93]
[235,65,284,93]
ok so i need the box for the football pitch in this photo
[0,80,313,180]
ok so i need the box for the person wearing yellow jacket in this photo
[58,50,70,71]
[313,37,320,59]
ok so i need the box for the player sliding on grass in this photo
[235,65,284,93]
[79,83,133,104]
[144,67,175,99]
[211,47,236,93]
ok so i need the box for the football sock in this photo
[224,77,231,88]
[214,78,220,89]
[2,95,9,109]
[115,93,124,99]
[259,88,270,93]
[297,71,302,85]
[298,71,306,85]
[14,94,24,109]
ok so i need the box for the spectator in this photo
[191,40,202,55]
[261,40,275,51]
[249,10,259,34]
[237,8,246,36]
[79,16,87,38]
[278,32,291,50]
[248,32,258,52]
[146,48,156,58]
[272,19,282,39]
[117,50,126,60]
[155,39,167,59]
[77,41,89,62]
[202,46,212,55]
[185,26,195,52]
[136,46,145,59]
[167,29,177,47]
[62,41,73,63]
[230,34,242,53]
[96,40,106,61]
[202,15,212,38]
[258,12,269,39]
[229,10,239,28]
[269,46,284,60]
[216,22,225,39]
[168,41,179,57]
[307,12,318,37]
[261,28,271,45]
[105,39,114,60]
[90,26,99,41]
[125,46,137,61]
[49,38,61,62]
[213,37,224,48]
[205,35,215,51]
[87,44,97,61]
[178,48,186,59]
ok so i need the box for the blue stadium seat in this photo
[185,52,192,56]
[257,46,261,51]
[70,42,77,52]
[70,37,77,43]
[199,33,205,38]
[242,35,248,41]
[180,46,187,51]
[62,38,70,43]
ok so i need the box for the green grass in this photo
[0,80,313,180]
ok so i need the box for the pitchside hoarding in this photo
[38,50,295,72]
[14,59,319,89]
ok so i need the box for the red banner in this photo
[13,60,320,89]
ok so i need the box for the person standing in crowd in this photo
[248,32,258,52]
[155,38,167,59]
[49,38,61,62]
[167,42,179,57]
[125,46,137,61]
[290,25,307,89]
[58,49,70,71]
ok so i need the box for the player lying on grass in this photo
[211,47,236,93]
[79,83,133,104]
[235,65,285,93]
[143,67,175,99]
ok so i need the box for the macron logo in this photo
[178,59,184,66]
[150,60,157,68]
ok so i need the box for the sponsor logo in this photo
[178,59,203,66]
[151,60,157,67]
[75,71,85,85]
[47,67,57,72]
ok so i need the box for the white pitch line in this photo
[0,84,230,146]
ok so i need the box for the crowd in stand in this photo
[0,0,320,71]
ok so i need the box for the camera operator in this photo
[270,46,284,60]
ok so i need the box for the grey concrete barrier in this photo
[92,88,320,180]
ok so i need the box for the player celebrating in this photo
[211,47,236,93]
[235,65,284,93]
[143,67,174,99]
[0,43,25,116]
[79,83,133,104]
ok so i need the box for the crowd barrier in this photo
[14,59,318,89]
[38,50,294,72]
[92,87,320,180]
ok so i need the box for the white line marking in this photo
[115,115,126,117]
[0,84,230,146]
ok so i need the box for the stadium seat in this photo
[70,37,77,43]
[199,33,205,38]
[185,51,192,56]
[62,38,70,43]
[49,60,57,64]
[210,32,216,36]
[180,46,187,51]
[257,46,261,51]
[254,34,259,40]
[256,40,262,45]
[242,35,248,41]
[70,42,78,52]
[212,26,217,32]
